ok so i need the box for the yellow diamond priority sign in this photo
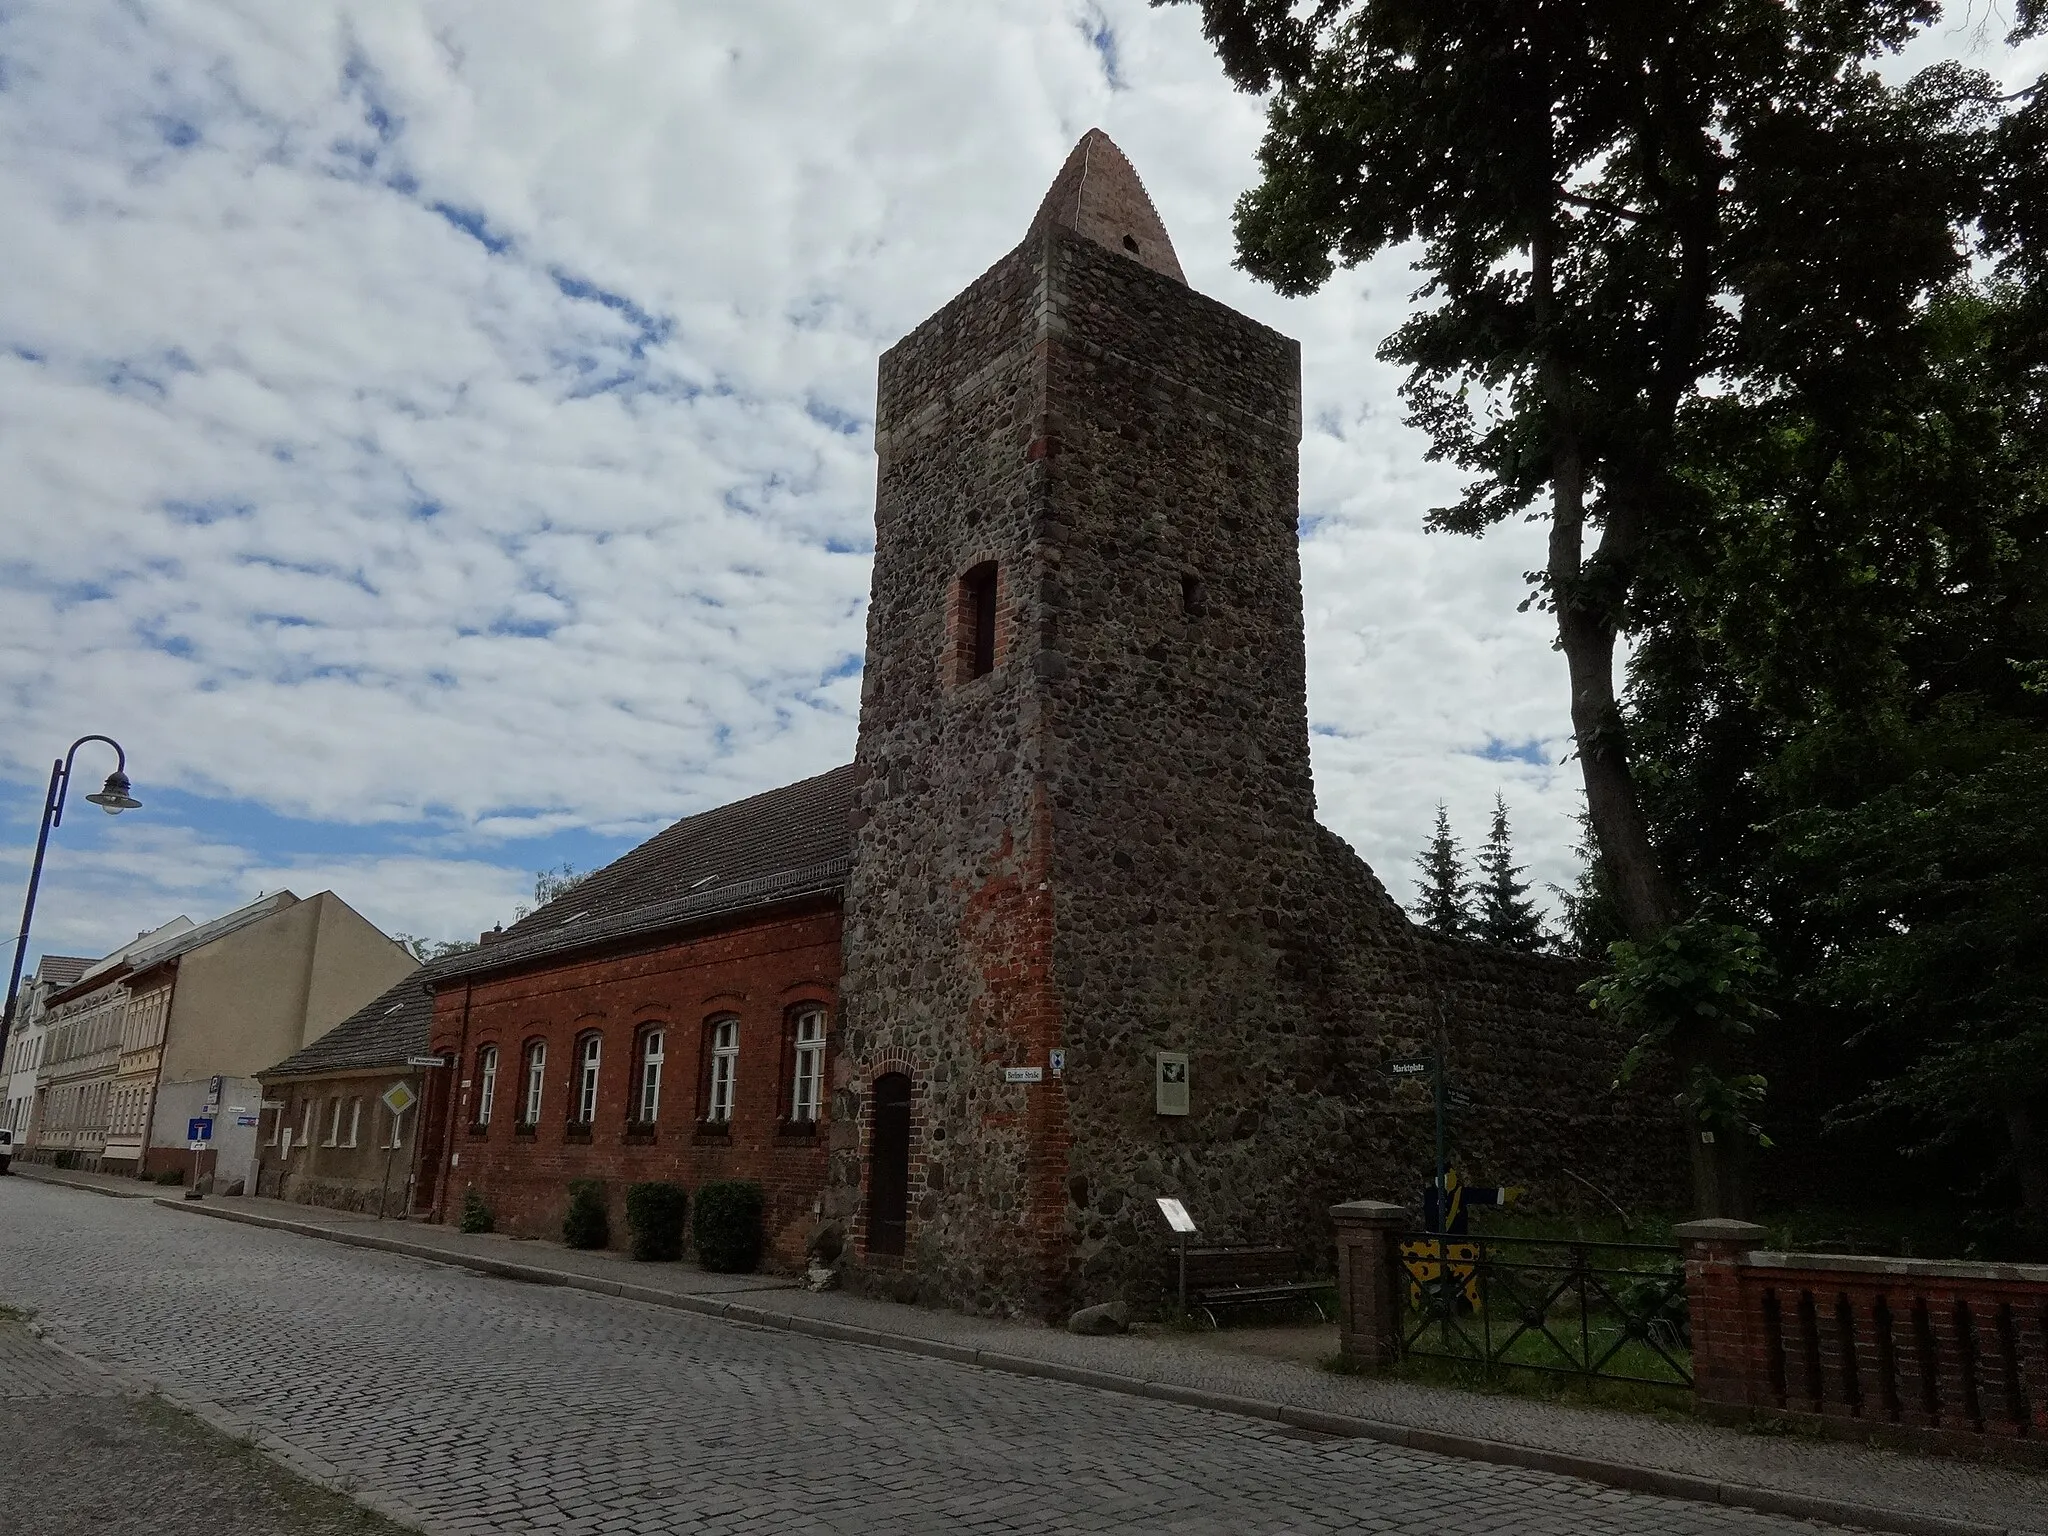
[381,1081,418,1117]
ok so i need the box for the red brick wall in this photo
[1681,1227,2048,1451]
[423,900,842,1270]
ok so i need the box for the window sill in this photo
[466,1124,490,1138]
[514,1123,537,1140]
[692,1119,732,1144]
[775,1118,819,1139]
[564,1123,593,1143]
[623,1123,657,1145]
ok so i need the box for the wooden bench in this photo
[1180,1243,1329,1327]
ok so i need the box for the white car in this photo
[0,1127,13,1174]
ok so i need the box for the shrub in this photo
[153,1168,185,1186]
[458,1187,495,1234]
[625,1181,689,1261]
[562,1180,609,1250]
[694,1180,764,1273]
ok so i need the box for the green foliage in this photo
[458,1187,494,1235]
[1585,916,1777,1144]
[624,1181,689,1262]
[153,1167,185,1186]
[692,1180,764,1273]
[1473,795,1548,952]
[395,934,479,963]
[1409,802,1471,938]
[1783,730,2048,1175]
[561,1180,608,1250]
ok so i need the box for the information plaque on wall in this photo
[1155,1051,1190,1116]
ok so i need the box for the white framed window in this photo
[298,1098,314,1148]
[574,1033,602,1123]
[522,1040,546,1124]
[264,1109,280,1147]
[344,1099,361,1148]
[790,1008,825,1123]
[324,1097,342,1147]
[707,1018,738,1123]
[637,1029,664,1123]
[476,1044,498,1126]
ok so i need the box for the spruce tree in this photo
[1410,803,1471,938]
[1474,795,1548,952]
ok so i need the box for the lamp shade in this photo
[85,770,141,814]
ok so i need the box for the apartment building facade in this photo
[26,891,416,1183]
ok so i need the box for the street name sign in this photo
[1390,1058,1433,1076]
[1002,1066,1044,1083]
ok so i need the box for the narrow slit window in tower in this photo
[1181,573,1206,618]
[961,563,998,679]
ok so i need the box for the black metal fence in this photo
[1398,1231,1693,1388]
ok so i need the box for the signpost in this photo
[376,1080,420,1221]
[1390,1054,1450,1231]
[1156,1196,1198,1312]
[186,1115,213,1200]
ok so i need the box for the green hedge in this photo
[693,1180,764,1273]
[458,1187,495,1234]
[562,1179,609,1250]
[625,1181,688,1261]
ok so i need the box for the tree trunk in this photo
[1532,210,1733,1216]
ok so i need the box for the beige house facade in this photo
[26,891,416,1184]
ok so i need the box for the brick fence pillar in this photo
[1674,1217,1770,1410]
[1331,1200,1410,1370]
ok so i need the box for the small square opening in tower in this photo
[959,562,999,679]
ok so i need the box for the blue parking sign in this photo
[187,1117,213,1142]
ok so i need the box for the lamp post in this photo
[1,736,141,1069]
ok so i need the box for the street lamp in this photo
[1,736,141,1068]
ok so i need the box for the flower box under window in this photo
[564,1121,593,1143]
[514,1122,537,1140]
[692,1118,731,1144]
[774,1117,819,1139]
[623,1121,657,1145]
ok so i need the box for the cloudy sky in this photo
[2,2,2040,967]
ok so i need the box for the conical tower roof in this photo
[1027,130,1186,285]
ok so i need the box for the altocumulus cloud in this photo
[8,2,2025,961]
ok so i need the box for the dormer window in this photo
[956,562,999,681]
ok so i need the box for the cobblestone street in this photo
[0,1180,1860,1536]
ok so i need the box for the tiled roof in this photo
[33,955,92,989]
[435,764,856,983]
[262,960,444,1080]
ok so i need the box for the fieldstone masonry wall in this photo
[837,135,1682,1321]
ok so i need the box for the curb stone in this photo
[160,1196,2043,1536]
[16,1307,436,1533]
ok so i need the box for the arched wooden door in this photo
[866,1072,912,1256]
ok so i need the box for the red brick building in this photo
[417,769,852,1268]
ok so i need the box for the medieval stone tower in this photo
[833,132,1680,1318]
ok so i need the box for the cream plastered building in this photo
[29,891,416,1182]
